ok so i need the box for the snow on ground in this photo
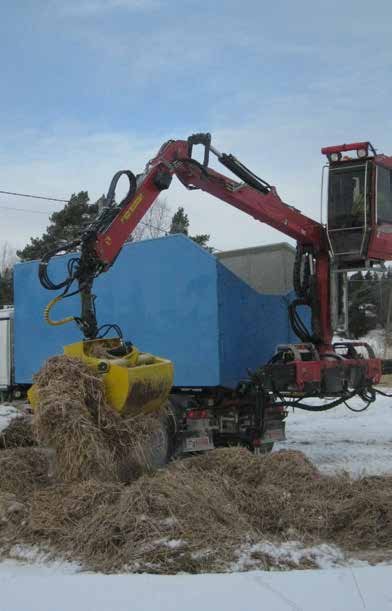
[361,328,390,358]
[1,382,392,609]
[231,541,366,572]
[335,329,391,359]
[335,328,389,359]
[0,545,81,576]
[275,388,392,476]
[0,404,20,433]
[1,564,392,611]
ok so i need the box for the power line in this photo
[0,188,171,230]
[0,204,52,215]
[0,189,68,203]
[0,189,217,249]
[0,203,170,227]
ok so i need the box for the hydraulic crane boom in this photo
[96,134,331,348]
[39,133,388,404]
[96,137,324,265]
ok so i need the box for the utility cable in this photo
[0,205,53,215]
[0,189,68,203]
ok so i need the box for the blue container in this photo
[14,235,305,389]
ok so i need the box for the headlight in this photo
[329,152,342,162]
[357,148,368,159]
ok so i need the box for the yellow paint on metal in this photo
[27,384,38,408]
[44,295,75,327]
[29,338,173,417]
[120,193,143,224]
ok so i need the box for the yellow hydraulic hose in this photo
[44,295,75,327]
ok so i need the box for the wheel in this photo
[142,402,176,469]
[12,388,24,401]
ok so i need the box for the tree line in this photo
[0,192,211,306]
[348,269,392,338]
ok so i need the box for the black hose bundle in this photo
[290,243,322,344]
[38,240,82,294]
[288,299,314,343]
[293,243,311,299]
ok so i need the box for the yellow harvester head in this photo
[28,338,173,416]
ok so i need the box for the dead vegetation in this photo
[1,355,392,574]
[32,355,162,483]
[0,415,36,449]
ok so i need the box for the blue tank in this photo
[13,235,305,389]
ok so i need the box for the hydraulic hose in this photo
[44,295,75,327]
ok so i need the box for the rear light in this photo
[275,404,286,414]
[253,439,262,447]
[187,409,209,419]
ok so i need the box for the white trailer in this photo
[0,307,14,399]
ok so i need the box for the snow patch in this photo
[155,538,186,550]
[0,405,20,433]
[334,328,390,358]
[1,545,81,576]
[231,540,367,572]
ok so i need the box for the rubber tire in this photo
[143,404,176,469]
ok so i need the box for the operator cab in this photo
[323,142,392,268]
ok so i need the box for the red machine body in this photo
[42,134,392,401]
[324,142,392,265]
[92,134,392,395]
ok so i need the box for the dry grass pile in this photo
[0,447,387,573]
[0,448,51,547]
[0,448,50,498]
[25,458,254,572]
[32,356,160,483]
[0,415,36,449]
[0,355,392,573]
[87,343,116,359]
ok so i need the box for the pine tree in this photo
[169,206,211,250]
[0,269,13,307]
[17,192,98,261]
[169,207,189,235]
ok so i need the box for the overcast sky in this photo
[1,0,391,253]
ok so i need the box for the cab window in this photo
[328,165,368,229]
[377,165,392,224]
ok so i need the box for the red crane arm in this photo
[174,163,323,247]
[95,137,325,267]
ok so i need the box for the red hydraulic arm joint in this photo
[96,140,187,267]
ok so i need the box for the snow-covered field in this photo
[276,390,392,476]
[1,392,392,610]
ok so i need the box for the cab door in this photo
[367,160,392,260]
[327,160,371,265]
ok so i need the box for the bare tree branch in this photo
[0,242,18,273]
[131,197,171,242]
